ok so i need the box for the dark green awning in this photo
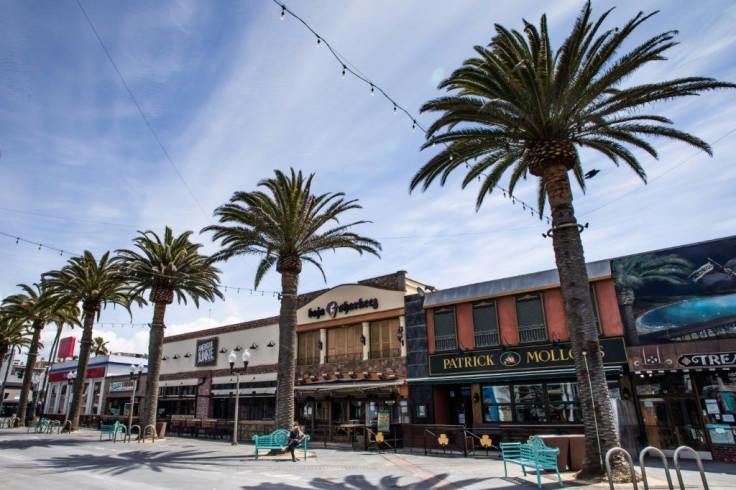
[408,365,622,385]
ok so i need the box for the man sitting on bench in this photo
[284,423,305,462]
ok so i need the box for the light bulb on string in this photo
[281,6,285,20]
[370,84,374,96]
[342,65,346,78]
[316,37,321,47]
[412,120,416,131]
[15,237,19,244]
[393,104,397,114]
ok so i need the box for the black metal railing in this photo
[324,352,362,363]
[435,335,457,351]
[518,323,547,343]
[369,348,401,360]
[474,330,499,347]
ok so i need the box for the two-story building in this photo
[407,260,632,448]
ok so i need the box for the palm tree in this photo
[0,315,31,418]
[117,227,223,431]
[43,251,142,431]
[202,168,381,429]
[613,253,693,335]
[409,2,733,479]
[91,336,109,357]
[2,282,79,425]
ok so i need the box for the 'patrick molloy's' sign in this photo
[428,337,626,376]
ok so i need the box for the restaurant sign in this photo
[678,351,736,368]
[110,380,136,392]
[196,337,218,367]
[308,297,379,319]
[428,337,627,376]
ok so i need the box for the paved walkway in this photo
[0,428,733,489]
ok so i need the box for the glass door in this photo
[640,397,677,449]
[668,397,707,451]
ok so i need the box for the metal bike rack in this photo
[640,446,673,490]
[141,424,157,443]
[673,446,709,490]
[605,447,638,490]
[126,424,141,442]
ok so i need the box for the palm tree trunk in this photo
[69,310,96,431]
[275,270,299,430]
[16,319,44,426]
[142,301,167,430]
[543,163,621,479]
[38,325,64,416]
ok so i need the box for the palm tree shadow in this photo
[242,473,501,489]
[0,436,93,451]
[39,449,243,476]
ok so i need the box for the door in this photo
[668,397,707,451]
[449,387,473,427]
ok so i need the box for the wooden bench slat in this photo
[500,436,563,489]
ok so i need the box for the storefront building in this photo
[293,272,426,441]
[159,317,279,422]
[408,260,633,447]
[613,235,736,462]
[104,372,148,420]
[45,353,147,418]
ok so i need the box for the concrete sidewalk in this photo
[0,428,733,489]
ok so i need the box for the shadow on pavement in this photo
[0,436,92,451]
[39,449,244,476]
[242,473,502,489]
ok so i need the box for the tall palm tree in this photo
[0,315,32,417]
[0,314,31,378]
[117,227,223,430]
[2,283,79,425]
[409,2,733,479]
[43,251,141,431]
[91,336,109,357]
[613,253,693,335]
[203,168,381,429]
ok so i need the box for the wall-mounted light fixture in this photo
[234,345,242,352]
[317,340,323,350]
[250,343,258,350]
[162,355,169,361]
[219,347,227,354]
[359,335,366,345]
[397,327,404,346]
[172,354,180,360]
[184,352,191,358]
[267,341,275,347]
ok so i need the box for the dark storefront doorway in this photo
[449,386,473,427]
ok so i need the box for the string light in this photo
[272,0,550,223]
[280,5,285,20]
[316,37,321,47]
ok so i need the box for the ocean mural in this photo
[612,236,736,346]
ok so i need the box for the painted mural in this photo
[612,235,736,346]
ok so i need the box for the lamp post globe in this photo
[230,348,251,445]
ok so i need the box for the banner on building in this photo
[58,337,76,359]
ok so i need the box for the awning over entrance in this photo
[211,387,276,398]
[408,366,622,385]
[295,379,405,395]
[159,378,199,387]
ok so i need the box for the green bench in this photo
[99,420,125,441]
[252,429,310,461]
[27,418,52,433]
[499,435,563,488]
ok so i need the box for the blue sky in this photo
[2,0,735,359]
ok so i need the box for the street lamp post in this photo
[229,349,251,446]
[63,371,76,430]
[128,362,144,438]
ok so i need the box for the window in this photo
[515,293,547,343]
[481,381,582,423]
[370,318,401,359]
[297,330,320,366]
[326,324,362,363]
[590,284,601,333]
[473,300,499,347]
[482,385,512,422]
[433,307,457,351]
